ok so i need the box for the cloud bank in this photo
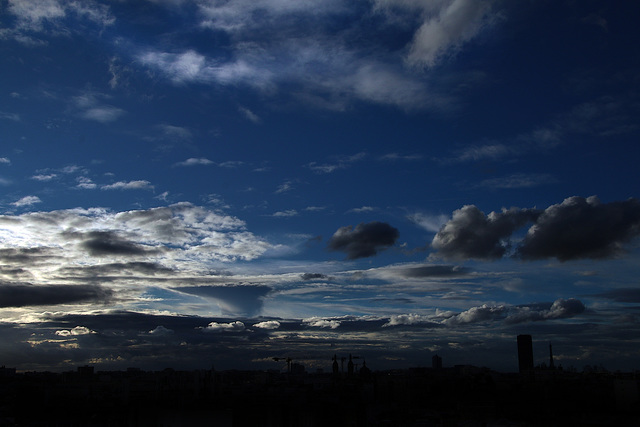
[432,196,640,262]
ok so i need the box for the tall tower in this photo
[432,354,442,369]
[517,334,534,374]
[549,343,555,369]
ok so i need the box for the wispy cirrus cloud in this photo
[134,0,500,110]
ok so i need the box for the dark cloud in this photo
[0,283,113,307]
[399,265,470,278]
[79,231,159,257]
[301,273,329,281]
[592,288,640,303]
[431,206,540,260]
[328,221,399,259]
[505,298,586,324]
[60,261,174,277]
[432,196,640,262]
[176,285,272,316]
[517,196,640,261]
[0,247,56,264]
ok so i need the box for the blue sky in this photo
[1,0,640,373]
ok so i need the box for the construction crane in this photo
[272,357,293,373]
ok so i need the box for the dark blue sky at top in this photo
[0,0,640,373]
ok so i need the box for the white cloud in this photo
[55,326,94,336]
[404,0,496,69]
[157,124,193,141]
[0,203,270,266]
[32,173,57,181]
[275,181,294,194]
[12,196,42,207]
[203,321,245,332]
[383,313,433,327]
[101,180,154,190]
[303,317,341,329]
[407,212,449,233]
[73,93,125,123]
[0,112,20,121]
[174,158,214,167]
[0,158,10,164]
[238,106,261,124]
[149,325,174,336]
[76,176,97,189]
[252,320,281,330]
[272,210,298,218]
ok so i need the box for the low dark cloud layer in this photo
[432,196,640,262]
[328,221,399,259]
[79,231,159,257]
[431,206,540,260]
[592,288,640,303]
[517,196,640,261]
[0,283,113,307]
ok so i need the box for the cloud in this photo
[0,283,112,307]
[303,318,341,329]
[517,196,640,261]
[31,174,57,181]
[252,320,281,330]
[133,1,499,111]
[0,158,11,164]
[203,321,245,333]
[272,210,298,218]
[238,106,261,124]
[73,93,125,123]
[443,298,586,326]
[407,212,449,233]
[0,204,271,272]
[174,158,214,167]
[504,299,586,324]
[78,231,160,257]
[55,326,95,337]
[328,221,399,259]
[0,112,20,121]
[307,153,366,174]
[478,173,557,189]
[101,180,154,190]
[377,0,496,69]
[76,176,97,189]
[383,313,439,327]
[432,197,640,262]
[177,285,272,317]
[2,0,114,47]
[398,265,470,278]
[592,288,640,303]
[301,273,329,281]
[12,196,42,207]
[149,325,174,336]
[431,206,540,260]
[275,181,294,194]
[157,124,193,141]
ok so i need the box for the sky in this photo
[1,0,640,373]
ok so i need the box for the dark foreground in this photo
[0,365,638,426]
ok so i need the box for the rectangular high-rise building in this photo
[517,334,534,374]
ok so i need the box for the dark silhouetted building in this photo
[432,354,442,369]
[517,334,534,374]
